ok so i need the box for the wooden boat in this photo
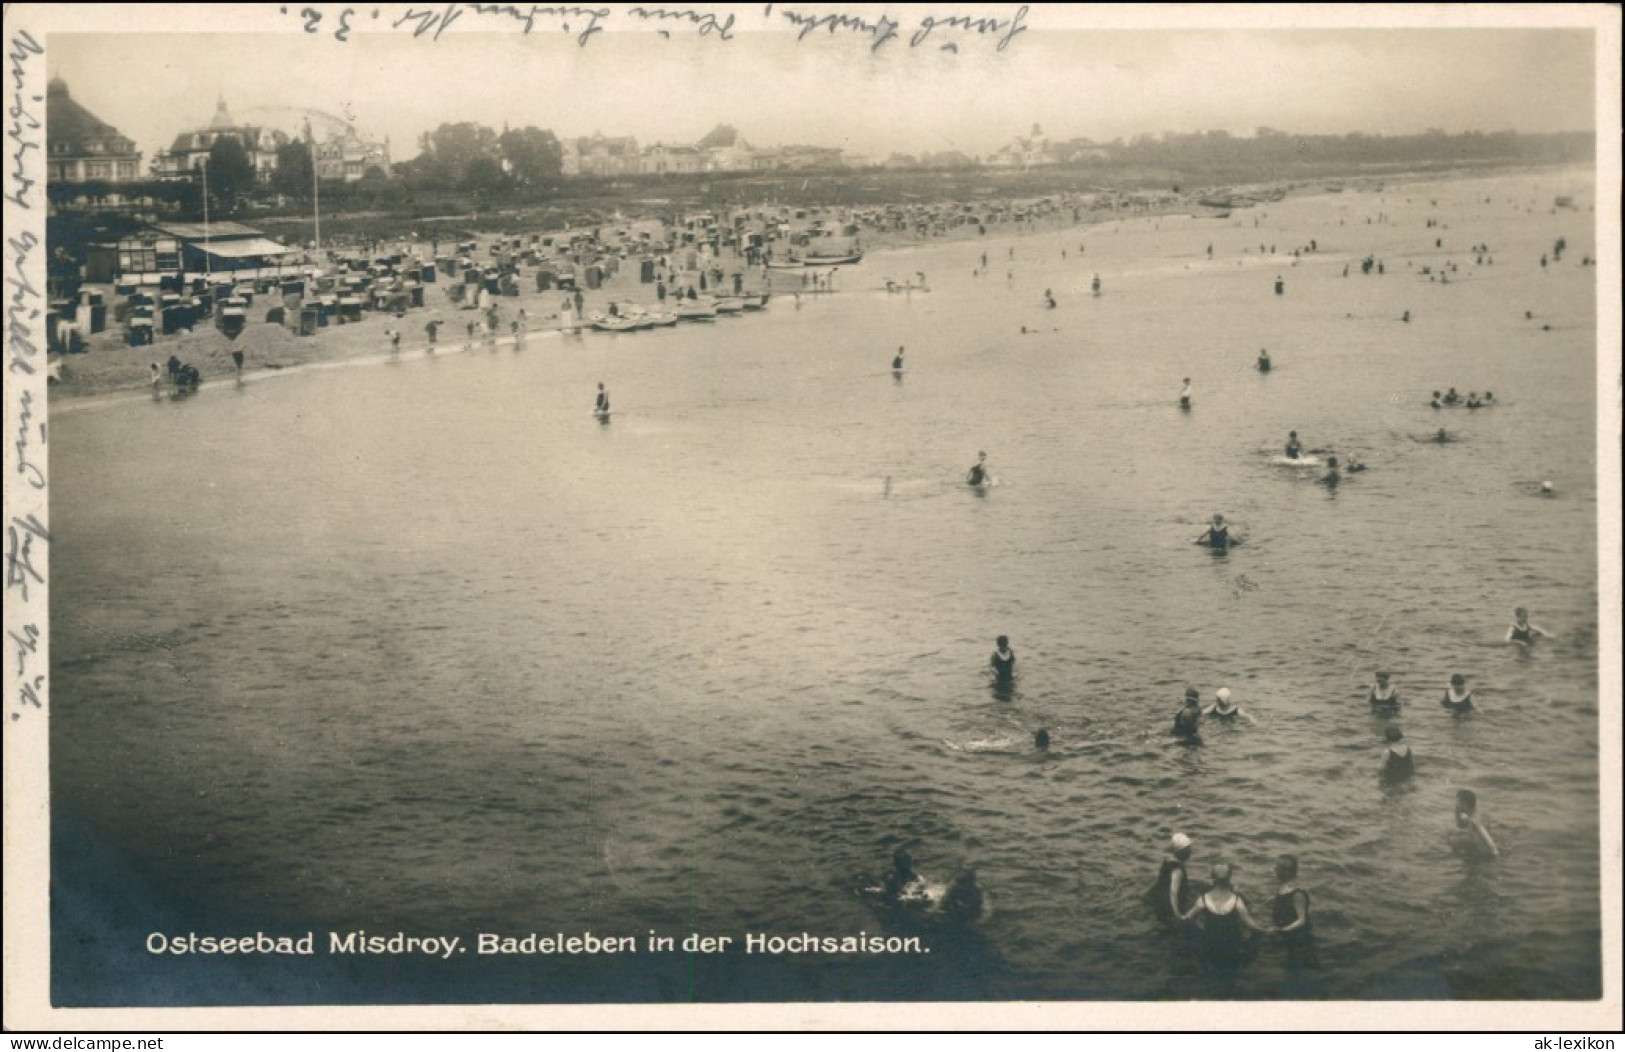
[674,301,717,321]
[766,252,863,269]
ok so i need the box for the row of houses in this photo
[561,125,845,177]
[47,79,392,188]
[48,77,1095,201]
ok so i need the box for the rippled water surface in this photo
[50,171,1602,1004]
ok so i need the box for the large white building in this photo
[45,77,142,184]
[152,98,288,182]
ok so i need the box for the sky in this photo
[38,5,1603,167]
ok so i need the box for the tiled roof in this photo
[46,78,133,153]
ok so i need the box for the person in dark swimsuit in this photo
[1257,349,1272,373]
[594,382,611,417]
[1179,378,1193,409]
[1182,861,1270,962]
[1506,607,1549,645]
[937,868,986,923]
[1196,514,1230,553]
[1380,725,1415,782]
[1172,689,1203,743]
[989,635,1015,684]
[1271,855,1312,939]
[1440,673,1475,714]
[1368,669,1401,715]
[1284,431,1302,459]
[967,451,989,486]
[881,847,927,903]
[891,346,904,372]
[1148,832,1197,926]
[1320,456,1341,488]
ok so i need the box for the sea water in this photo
[48,169,1602,1003]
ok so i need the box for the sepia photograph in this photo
[4,2,1619,1031]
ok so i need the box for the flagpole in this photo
[201,155,212,284]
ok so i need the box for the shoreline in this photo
[44,161,1593,404]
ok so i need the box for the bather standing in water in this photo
[1452,789,1499,858]
[989,635,1016,684]
[1506,606,1549,645]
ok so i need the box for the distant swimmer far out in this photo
[1506,606,1549,645]
[1257,348,1272,373]
[1440,673,1475,714]
[989,635,1016,684]
[594,382,611,419]
[892,346,905,372]
[1196,514,1231,553]
[1284,431,1302,459]
[967,451,992,487]
[1179,378,1193,410]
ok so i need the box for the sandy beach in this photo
[44,171,1426,403]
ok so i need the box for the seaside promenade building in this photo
[45,77,142,185]
[152,97,289,183]
[312,125,393,183]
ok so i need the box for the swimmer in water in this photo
[1433,428,1451,444]
[1203,686,1256,724]
[1179,378,1193,409]
[1257,349,1271,373]
[1044,288,1056,309]
[1149,832,1197,925]
[594,382,610,417]
[937,868,986,923]
[1540,480,1555,496]
[1272,856,1312,939]
[880,847,928,904]
[1368,669,1401,714]
[989,635,1016,684]
[1443,387,1461,405]
[1034,728,1051,751]
[1181,862,1272,958]
[1380,725,1415,782]
[1506,606,1549,645]
[1172,688,1204,742]
[892,346,904,372]
[1284,431,1302,459]
[1440,673,1475,714]
[1196,514,1231,553]
[1430,390,1443,409]
[1453,789,1499,858]
[1346,454,1367,473]
[1320,456,1341,488]
[967,451,990,487]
